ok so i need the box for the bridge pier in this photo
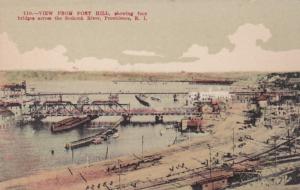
[191,184,202,190]
[121,114,131,125]
[155,115,163,124]
[33,115,46,121]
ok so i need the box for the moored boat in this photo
[135,95,150,107]
[51,115,98,132]
[150,96,161,101]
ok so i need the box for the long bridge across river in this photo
[24,100,201,119]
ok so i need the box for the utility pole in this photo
[297,105,300,126]
[142,135,144,160]
[71,148,74,163]
[295,137,297,154]
[118,159,121,190]
[275,138,277,167]
[269,105,272,126]
[207,144,213,190]
[105,144,109,160]
[188,128,191,147]
[232,127,235,165]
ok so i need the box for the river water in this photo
[0,81,229,181]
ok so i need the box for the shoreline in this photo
[0,71,266,83]
[0,102,291,190]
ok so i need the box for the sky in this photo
[0,0,300,72]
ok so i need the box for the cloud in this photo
[181,45,209,59]
[0,33,70,71]
[179,23,300,72]
[122,50,163,57]
[0,23,300,72]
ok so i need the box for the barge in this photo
[135,95,150,107]
[51,115,98,132]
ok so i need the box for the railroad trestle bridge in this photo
[24,100,202,120]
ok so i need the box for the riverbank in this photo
[0,102,290,190]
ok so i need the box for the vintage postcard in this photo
[0,0,300,190]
